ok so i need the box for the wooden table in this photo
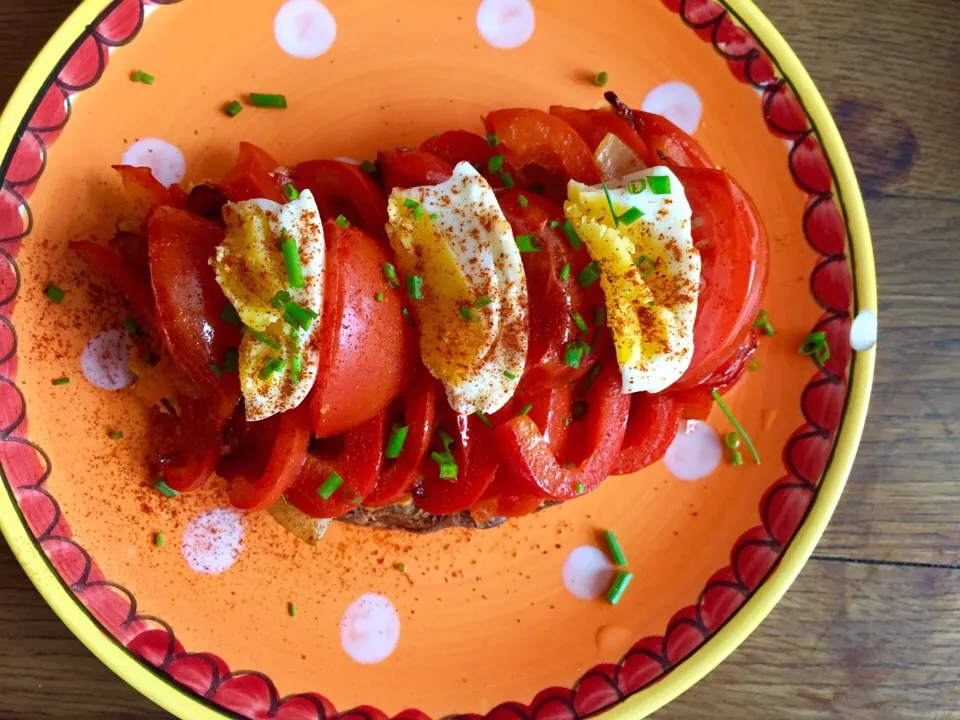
[2,1,958,718]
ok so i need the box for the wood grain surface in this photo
[1,1,958,718]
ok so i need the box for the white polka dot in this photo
[562,546,614,600]
[340,593,400,664]
[850,309,877,351]
[274,0,337,59]
[663,421,722,481]
[476,0,535,50]
[121,138,185,188]
[81,329,135,390]
[334,156,360,165]
[181,509,244,574]
[641,82,704,135]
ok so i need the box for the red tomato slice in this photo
[363,369,439,508]
[483,108,601,185]
[223,142,285,203]
[286,409,387,517]
[420,130,495,168]
[228,405,311,511]
[671,167,769,389]
[71,238,156,326]
[377,149,453,190]
[148,207,241,421]
[669,330,758,419]
[609,393,682,475]
[494,362,629,500]
[293,160,388,239]
[154,394,220,492]
[309,222,416,437]
[113,165,180,214]
[548,106,649,162]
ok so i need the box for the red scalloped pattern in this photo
[0,0,855,717]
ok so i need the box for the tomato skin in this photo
[71,238,157,326]
[377,149,453,191]
[155,395,220,492]
[147,207,241,421]
[363,369,439,508]
[309,223,416,437]
[493,362,629,500]
[671,167,769,389]
[420,130,495,168]
[670,330,758,419]
[483,108,601,185]
[286,409,387,517]
[609,393,682,475]
[228,405,311,511]
[293,160,388,239]
[223,142,285,203]
[633,111,714,169]
[113,165,180,214]
[548,106,649,162]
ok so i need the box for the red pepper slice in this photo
[222,141,285,203]
[293,159,388,239]
[494,362,629,500]
[609,393,682,475]
[228,404,312,511]
[377,149,453,191]
[363,370,439,508]
[71,238,157,327]
[286,409,387,518]
[420,130,495,168]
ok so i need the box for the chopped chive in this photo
[604,529,627,566]
[280,233,305,289]
[627,179,646,194]
[711,389,760,463]
[619,206,643,226]
[606,570,634,605]
[209,362,222,378]
[580,363,602,394]
[220,302,241,327]
[343,487,362,505]
[224,100,243,117]
[395,562,407,573]
[486,131,500,147]
[488,154,505,174]
[154,532,165,547]
[575,481,585,494]
[375,291,384,303]
[52,377,70,386]
[131,70,154,85]
[288,602,296,617]
[503,370,517,380]
[122,316,140,336]
[404,198,419,209]
[560,263,571,282]
[283,302,315,330]
[725,431,741,450]
[401,307,415,326]
[499,171,515,189]
[601,181,619,228]
[474,295,493,309]
[564,417,572,427]
[578,261,601,289]
[550,220,560,228]
[636,255,655,276]
[747,358,760,372]
[271,290,292,309]
[430,451,450,467]
[518,403,532,416]
[335,214,350,228]
[564,341,587,369]
[593,71,609,87]
[407,275,424,301]
[360,159,377,175]
[385,425,409,460]
[223,348,239,373]
[459,306,475,322]
[594,307,606,326]
[45,283,65,303]
[382,263,400,288]
[648,175,672,195]
[800,331,831,363]
[730,451,744,466]
[247,328,282,350]
[282,183,300,201]
[259,357,285,381]
[438,462,458,479]
[570,311,588,333]
[517,195,529,208]
[109,431,123,440]
[317,472,344,500]
[153,480,178,498]
[753,309,775,336]
[562,220,582,250]
[475,410,493,429]
[250,92,287,108]
[515,234,539,253]
[428,213,438,220]
[290,328,302,384]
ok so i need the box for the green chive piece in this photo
[382,263,400,288]
[593,71,609,87]
[473,295,493,309]
[518,403,532,417]
[45,283,65,303]
[288,602,297,617]
[499,171,515,189]
[580,363,602,394]
[753,309,775,336]
[259,357,285,381]
[247,328,282,350]
[503,370,517,380]
[486,131,500,147]
[153,480,178,498]
[560,263,571,282]
[564,417,572,427]
[619,206,643,226]
[283,302,315,330]
[395,562,407,573]
[604,529,627,566]
[429,213,438,220]
[550,220,560,228]
[570,311,588,333]
[636,255,655,276]
[122,316,140,336]
[335,214,350,228]
[601,181,619,228]
[109,431,123,440]
[488,154,505,174]
[648,175,672,195]
[360,160,377,175]
[564,341,587,369]
[250,92,287,109]
[475,410,493,429]
[375,292,385,303]
[271,290,292,309]
[725,431,741,450]
[209,362,222,379]
[221,302,241,327]
[131,70,155,85]
[317,472,344,500]
[575,481,585,494]
[385,425,410,460]
[223,348,239,373]
[283,183,299,201]
[407,275,424,301]
[627,179,646,194]
[562,219,582,250]
[224,100,243,117]
[606,570,634,605]
[800,331,831,363]
[578,261,601,289]
[518,195,529,208]
[747,358,760,372]
[52,377,70,386]
[404,198,419,209]
[290,328,302,384]
[401,307,415,326]
[711,389,760,463]
[154,532,165,547]
[459,306,475,322]
[515,234,539,253]
[731,451,744,466]
[280,233,305,289]
[439,462,458,479]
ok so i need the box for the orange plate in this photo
[0,0,876,718]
